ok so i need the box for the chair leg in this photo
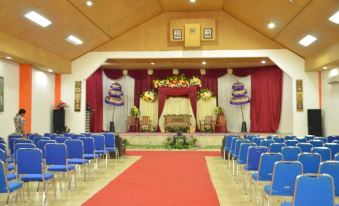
[26,182,30,199]
[54,179,56,198]
[6,193,11,204]
[83,165,86,181]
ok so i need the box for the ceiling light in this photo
[202,61,206,65]
[150,62,155,65]
[261,60,267,64]
[24,11,52,27]
[329,11,339,24]
[5,56,12,60]
[190,0,196,3]
[47,69,53,73]
[66,35,83,45]
[86,0,93,7]
[299,35,317,47]
[322,66,328,70]
[267,22,276,29]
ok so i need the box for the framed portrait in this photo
[173,29,182,40]
[203,28,212,39]
[0,77,3,112]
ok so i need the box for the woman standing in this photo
[14,109,26,137]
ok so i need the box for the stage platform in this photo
[118,132,286,147]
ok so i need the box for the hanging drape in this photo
[86,68,103,132]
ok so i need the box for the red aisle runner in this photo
[83,151,220,206]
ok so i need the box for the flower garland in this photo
[140,90,158,102]
[131,106,140,117]
[153,74,201,88]
[197,88,214,101]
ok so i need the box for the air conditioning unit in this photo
[328,69,339,84]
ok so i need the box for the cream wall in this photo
[322,68,339,136]
[62,49,319,136]
[277,72,293,134]
[0,60,19,139]
[31,69,55,134]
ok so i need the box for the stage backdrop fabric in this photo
[139,99,159,129]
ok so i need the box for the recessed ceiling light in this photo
[5,56,12,60]
[202,61,206,65]
[66,35,83,45]
[150,62,155,65]
[322,66,328,70]
[190,0,196,3]
[261,60,267,64]
[47,69,53,73]
[329,11,339,24]
[267,22,276,29]
[24,11,52,27]
[299,35,317,47]
[86,0,93,7]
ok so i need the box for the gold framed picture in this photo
[173,29,182,40]
[203,28,212,39]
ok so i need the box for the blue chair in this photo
[298,153,321,174]
[309,140,323,147]
[296,137,307,143]
[319,161,339,196]
[315,137,328,144]
[65,139,89,181]
[280,174,336,206]
[323,143,339,160]
[333,140,339,144]
[71,134,85,139]
[8,134,22,155]
[229,137,239,168]
[92,135,109,159]
[14,143,36,162]
[103,133,119,158]
[296,143,313,153]
[284,135,296,141]
[63,133,73,138]
[81,133,92,137]
[12,139,32,155]
[37,140,56,158]
[312,147,331,161]
[33,136,48,146]
[0,143,13,164]
[269,143,287,153]
[335,153,339,161]
[232,139,250,175]
[305,135,316,142]
[223,135,236,160]
[266,135,276,140]
[48,134,58,140]
[244,146,268,194]
[250,153,283,203]
[79,137,99,165]
[55,136,71,143]
[16,148,56,198]
[45,143,76,189]
[252,137,262,146]
[28,134,39,141]
[236,143,255,182]
[0,149,16,179]
[0,160,23,204]
[264,161,303,206]
[285,140,298,146]
[260,139,274,148]
[327,136,339,143]
[245,134,258,143]
[282,146,301,161]
[273,136,285,143]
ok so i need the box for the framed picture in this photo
[0,77,3,112]
[173,29,182,40]
[203,28,212,39]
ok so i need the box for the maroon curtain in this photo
[158,87,198,131]
[103,69,123,80]
[233,66,282,132]
[128,70,150,107]
[86,69,103,132]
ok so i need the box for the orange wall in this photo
[19,64,32,133]
[54,74,61,105]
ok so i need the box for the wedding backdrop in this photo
[86,66,282,133]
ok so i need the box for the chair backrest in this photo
[238,143,256,163]
[63,133,73,137]
[312,147,331,161]
[296,143,313,153]
[13,138,32,146]
[285,140,298,146]
[48,134,58,140]
[296,137,307,143]
[252,137,262,146]
[327,136,339,143]
[140,116,151,124]
[305,135,315,142]
[81,133,92,137]
[257,153,283,180]
[33,136,47,145]
[55,136,71,143]
[28,134,39,141]
[92,135,106,150]
[0,160,9,192]
[0,144,7,155]
[319,161,339,196]
[260,139,274,148]
[284,135,296,141]
[230,137,239,154]
[65,139,84,159]
[292,174,335,206]
[323,143,339,160]
[37,140,56,157]
[71,134,85,139]
[245,134,258,142]
[79,137,95,155]
[16,148,43,174]
[225,135,236,150]
[315,137,328,144]
[246,146,269,171]
[234,139,249,158]
[298,153,321,174]
[282,146,301,161]
[269,143,287,153]
[0,149,6,162]
[103,133,115,148]
[335,153,339,161]
[266,135,276,140]
[273,136,285,143]
[14,143,36,160]
[309,140,323,147]
[45,143,67,165]
[270,161,303,195]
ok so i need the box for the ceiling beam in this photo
[306,43,339,71]
[0,30,71,73]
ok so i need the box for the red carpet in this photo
[83,151,220,206]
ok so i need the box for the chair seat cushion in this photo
[47,165,75,172]
[21,173,54,182]
[105,147,117,152]
[0,181,22,193]
[7,173,17,181]
[68,158,89,165]
[84,154,99,159]
[251,172,272,181]
[7,164,14,171]
[264,185,293,196]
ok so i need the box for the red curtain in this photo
[158,87,198,130]
[86,68,103,132]
[233,66,282,132]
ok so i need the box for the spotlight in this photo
[86,0,93,7]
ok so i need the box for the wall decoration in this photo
[203,28,212,39]
[296,80,303,112]
[184,24,201,47]
[173,29,182,40]
[74,81,82,112]
[0,77,4,112]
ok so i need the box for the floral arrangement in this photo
[131,106,140,117]
[214,106,224,115]
[197,88,214,101]
[140,90,158,102]
[153,74,201,88]
[55,101,68,109]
